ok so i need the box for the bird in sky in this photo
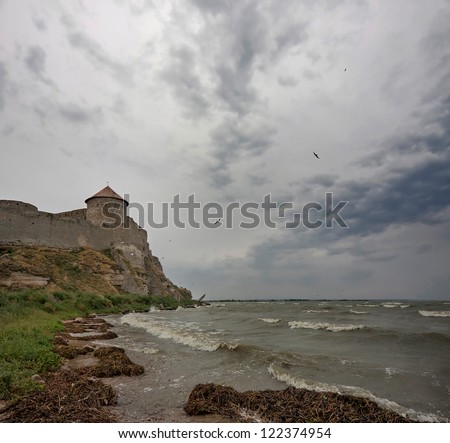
[214,219,221,225]
[313,152,320,159]
[344,68,347,72]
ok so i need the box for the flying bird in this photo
[344,68,347,72]
[313,152,320,159]
[214,219,221,225]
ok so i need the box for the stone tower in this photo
[85,185,129,228]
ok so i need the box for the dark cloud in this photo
[417,243,432,254]
[309,174,339,188]
[67,31,130,83]
[32,16,47,31]
[211,170,233,188]
[339,156,450,237]
[188,1,308,115]
[358,92,450,168]
[160,46,210,118]
[23,45,59,89]
[342,96,450,237]
[215,64,258,115]
[190,0,230,16]
[58,103,101,124]
[272,21,307,56]
[245,93,450,273]
[211,116,275,165]
[24,46,47,77]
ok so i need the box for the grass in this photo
[0,289,191,401]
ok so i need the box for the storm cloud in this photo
[1,0,449,300]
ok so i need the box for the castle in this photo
[0,186,190,300]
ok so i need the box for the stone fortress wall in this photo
[0,187,189,299]
[0,199,149,253]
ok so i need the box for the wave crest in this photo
[288,321,364,332]
[267,365,447,422]
[419,310,450,317]
[121,313,238,352]
[258,318,281,324]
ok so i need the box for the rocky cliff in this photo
[0,245,191,301]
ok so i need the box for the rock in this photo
[31,374,44,384]
[0,272,49,289]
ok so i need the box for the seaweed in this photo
[184,383,415,423]
[1,371,117,423]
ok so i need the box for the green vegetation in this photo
[0,289,191,401]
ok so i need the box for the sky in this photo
[1,0,449,300]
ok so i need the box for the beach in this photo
[2,300,449,423]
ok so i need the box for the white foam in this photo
[356,303,378,307]
[288,320,364,332]
[419,310,450,317]
[121,313,238,352]
[350,310,368,315]
[382,302,410,309]
[268,365,448,423]
[304,309,330,313]
[127,345,159,355]
[258,318,281,324]
[385,367,405,378]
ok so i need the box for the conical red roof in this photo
[85,186,129,206]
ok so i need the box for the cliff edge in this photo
[0,187,191,300]
[0,245,191,300]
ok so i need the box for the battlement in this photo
[0,187,149,254]
[0,200,38,213]
[0,187,191,300]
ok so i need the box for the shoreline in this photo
[1,314,418,423]
[0,314,230,423]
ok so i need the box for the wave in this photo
[288,320,364,332]
[258,318,281,324]
[268,365,447,423]
[349,310,368,315]
[382,302,410,309]
[121,313,238,352]
[126,345,159,354]
[385,367,406,378]
[419,310,450,317]
[356,303,379,307]
[304,309,330,313]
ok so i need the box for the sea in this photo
[103,300,450,422]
